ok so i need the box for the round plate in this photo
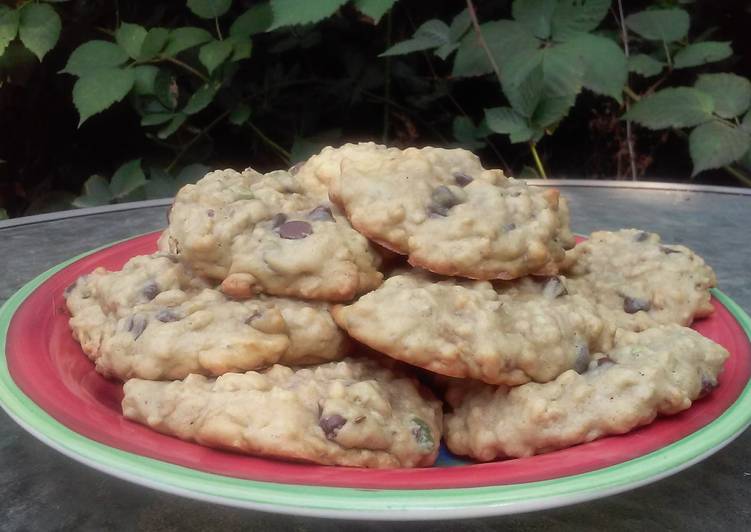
[1,232,751,520]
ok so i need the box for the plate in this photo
[1,231,751,520]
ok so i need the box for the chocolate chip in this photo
[411,417,434,449]
[307,206,335,222]
[698,374,717,398]
[623,296,651,314]
[574,344,589,374]
[277,220,313,239]
[502,223,516,232]
[142,281,160,301]
[543,276,568,299]
[597,356,616,368]
[126,314,148,340]
[319,414,346,439]
[271,213,287,228]
[63,280,78,297]
[156,308,181,322]
[428,186,461,217]
[289,162,304,176]
[453,172,473,187]
[661,246,681,255]
[634,231,650,242]
[207,209,215,218]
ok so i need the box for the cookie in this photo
[66,254,349,380]
[121,357,442,468]
[563,229,716,330]
[328,145,574,279]
[444,325,728,460]
[162,168,383,301]
[332,270,613,386]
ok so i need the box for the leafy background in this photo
[0,0,749,220]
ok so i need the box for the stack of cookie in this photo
[65,143,728,468]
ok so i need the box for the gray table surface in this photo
[1,181,750,531]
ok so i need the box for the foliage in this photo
[0,0,749,218]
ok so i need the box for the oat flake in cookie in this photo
[65,254,349,381]
[332,270,613,386]
[162,168,383,301]
[563,229,716,331]
[122,358,442,468]
[444,325,728,461]
[328,145,574,279]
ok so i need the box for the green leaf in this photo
[0,208,7,220]
[449,9,471,42]
[501,48,545,117]
[532,93,576,128]
[228,36,252,61]
[452,115,485,150]
[154,68,179,110]
[625,87,714,129]
[0,7,20,57]
[435,43,458,60]
[695,73,751,119]
[158,113,187,139]
[141,113,175,126]
[187,0,232,19]
[380,19,450,57]
[110,159,147,199]
[73,68,135,125]
[62,41,129,76]
[18,3,61,61]
[230,3,273,37]
[452,20,539,77]
[485,106,535,142]
[540,43,585,98]
[353,0,397,24]
[72,175,113,207]
[183,84,217,114]
[163,27,213,56]
[229,102,251,125]
[628,54,664,77]
[269,0,349,30]
[176,163,210,186]
[133,65,159,95]
[512,0,557,39]
[689,121,751,175]
[145,173,178,199]
[674,41,732,69]
[562,33,626,102]
[115,22,147,59]
[199,39,233,73]
[742,111,751,134]
[625,9,690,43]
[138,27,170,61]
[551,0,611,42]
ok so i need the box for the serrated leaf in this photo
[689,121,751,175]
[73,68,135,125]
[532,93,576,128]
[62,41,129,76]
[449,9,470,42]
[18,3,61,61]
[154,68,179,110]
[229,102,251,125]
[380,19,450,57]
[158,113,187,139]
[110,159,147,198]
[625,87,713,129]
[133,65,159,95]
[742,111,751,134]
[485,106,535,142]
[501,48,545,117]
[269,0,348,30]
[72,175,113,207]
[0,7,20,57]
[228,36,252,61]
[694,73,751,119]
[674,41,732,69]
[138,27,169,60]
[183,84,217,114]
[551,0,611,42]
[561,33,626,102]
[187,0,232,19]
[141,113,174,126]
[452,115,485,150]
[145,174,178,199]
[435,42,459,60]
[625,9,689,43]
[540,43,585,98]
[628,54,664,77]
[163,27,213,56]
[230,3,273,37]
[353,0,397,24]
[176,163,210,186]
[512,0,557,39]
[453,20,539,77]
[115,22,147,59]
[199,39,233,73]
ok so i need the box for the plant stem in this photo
[724,165,751,187]
[465,0,503,87]
[529,142,547,179]
[382,9,393,144]
[214,17,223,40]
[247,121,291,164]
[616,0,638,181]
[166,110,230,172]
[161,56,209,83]
[623,85,641,102]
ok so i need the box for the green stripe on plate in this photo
[1,242,751,517]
